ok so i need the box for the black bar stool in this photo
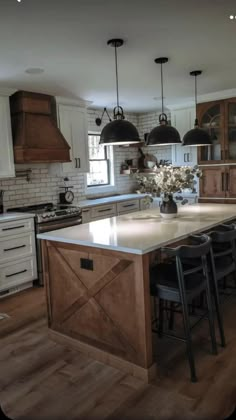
[209,223,236,293]
[150,234,217,382]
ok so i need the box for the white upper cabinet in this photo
[57,101,89,173]
[0,96,15,178]
[171,107,197,166]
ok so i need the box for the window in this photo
[87,134,111,187]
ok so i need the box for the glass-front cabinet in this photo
[197,100,224,164]
[197,98,236,164]
[225,98,236,162]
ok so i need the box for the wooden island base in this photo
[43,240,156,382]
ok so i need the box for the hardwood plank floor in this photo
[0,287,235,419]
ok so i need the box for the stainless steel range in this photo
[8,203,82,285]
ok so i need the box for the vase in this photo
[160,194,177,219]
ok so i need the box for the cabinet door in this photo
[227,166,236,197]
[171,108,197,166]
[0,96,15,178]
[197,100,224,164]
[199,166,225,198]
[224,99,236,162]
[81,208,91,224]
[58,104,89,173]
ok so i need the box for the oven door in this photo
[36,215,82,285]
[37,215,82,234]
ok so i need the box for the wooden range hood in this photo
[10,91,71,163]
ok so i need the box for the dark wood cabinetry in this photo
[197,98,236,164]
[199,165,236,201]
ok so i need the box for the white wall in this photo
[0,108,172,210]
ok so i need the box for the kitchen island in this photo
[38,204,236,382]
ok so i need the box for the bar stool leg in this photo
[158,298,164,338]
[205,268,218,355]
[181,298,197,382]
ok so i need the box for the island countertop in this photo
[37,203,236,255]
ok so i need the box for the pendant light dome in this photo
[147,57,181,146]
[99,39,141,146]
[182,71,212,147]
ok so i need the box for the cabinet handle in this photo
[184,153,187,162]
[226,172,229,191]
[122,204,135,208]
[75,158,81,169]
[82,210,89,213]
[4,244,26,252]
[6,269,27,278]
[2,225,25,231]
[98,208,112,213]
[221,150,224,160]
[221,173,225,191]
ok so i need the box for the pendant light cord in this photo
[161,62,164,114]
[194,73,198,126]
[114,43,119,108]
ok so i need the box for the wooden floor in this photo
[0,287,236,420]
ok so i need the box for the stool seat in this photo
[150,262,206,302]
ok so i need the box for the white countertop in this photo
[0,212,35,223]
[76,194,152,208]
[75,192,197,208]
[37,203,236,255]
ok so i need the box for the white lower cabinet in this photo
[82,199,142,223]
[117,200,140,215]
[0,217,37,297]
[0,257,37,292]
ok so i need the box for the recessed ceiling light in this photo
[25,68,45,75]
[229,15,234,19]
[17,0,22,3]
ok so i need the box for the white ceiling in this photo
[1,0,236,111]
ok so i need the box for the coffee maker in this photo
[0,190,4,214]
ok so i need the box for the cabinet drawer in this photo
[82,208,91,224]
[0,256,37,291]
[91,204,116,219]
[0,218,34,237]
[0,232,36,264]
[117,200,140,214]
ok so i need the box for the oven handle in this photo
[37,217,82,233]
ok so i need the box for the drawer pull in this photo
[82,210,89,213]
[122,204,136,208]
[2,225,25,231]
[98,208,113,213]
[4,244,26,252]
[6,269,27,278]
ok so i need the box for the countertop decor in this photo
[133,165,201,218]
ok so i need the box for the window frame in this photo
[86,133,115,190]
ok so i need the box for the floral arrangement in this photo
[132,165,202,203]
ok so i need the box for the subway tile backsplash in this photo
[0,109,172,209]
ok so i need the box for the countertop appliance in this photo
[8,202,82,285]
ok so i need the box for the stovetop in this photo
[8,202,81,223]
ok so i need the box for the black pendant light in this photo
[182,71,212,147]
[147,57,181,146]
[99,39,141,146]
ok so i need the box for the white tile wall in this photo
[0,108,172,209]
